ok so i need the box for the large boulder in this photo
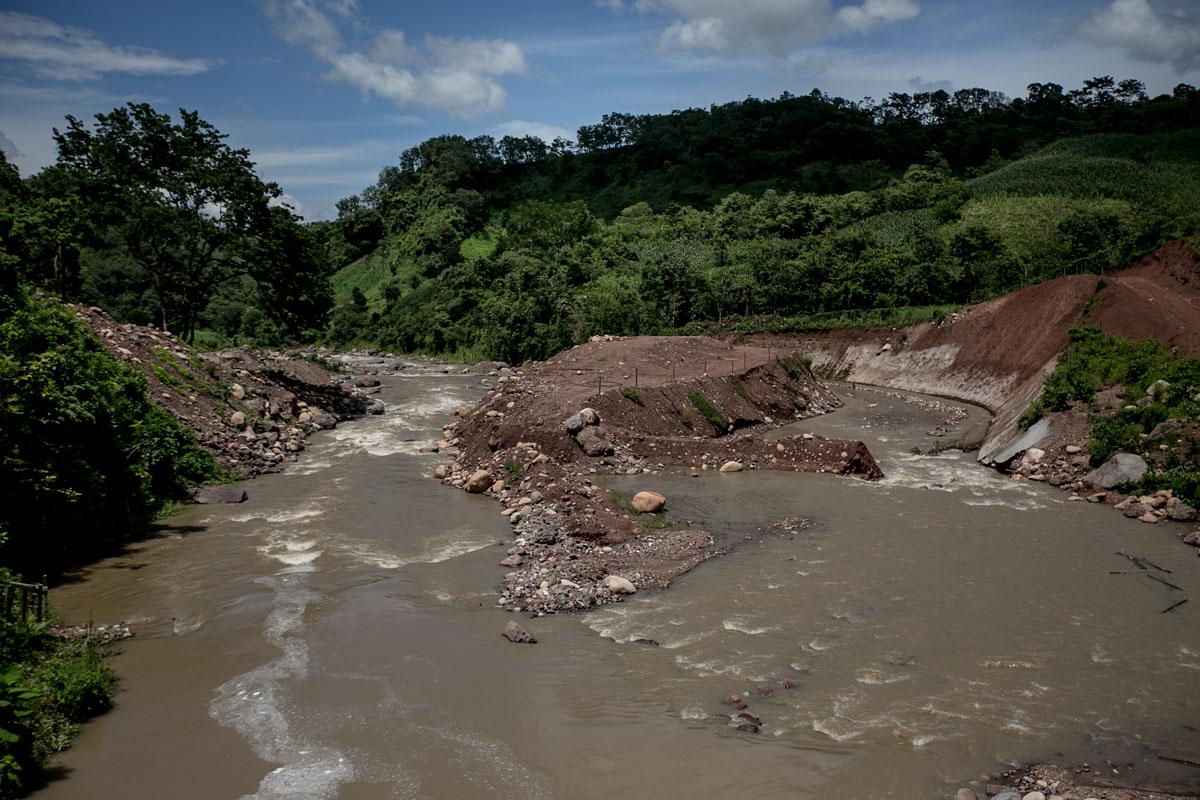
[465,469,492,493]
[194,485,248,504]
[576,426,613,457]
[563,407,600,434]
[1085,453,1148,489]
[719,460,744,473]
[632,491,667,513]
[603,575,637,594]
[311,411,337,430]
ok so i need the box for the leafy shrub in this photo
[620,387,644,406]
[504,459,521,479]
[0,293,222,574]
[39,640,112,724]
[0,668,38,799]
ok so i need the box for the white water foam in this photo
[232,506,326,524]
[722,618,773,635]
[210,573,352,800]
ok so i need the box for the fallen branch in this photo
[1118,551,1172,574]
[1161,598,1189,614]
[1147,573,1184,592]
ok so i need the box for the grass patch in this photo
[688,390,727,432]
[777,356,812,382]
[149,364,178,387]
[620,387,644,406]
[731,381,749,401]
[504,459,522,479]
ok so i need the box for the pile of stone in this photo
[1007,445,1091,487]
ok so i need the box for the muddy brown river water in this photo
[39,365,1200,800]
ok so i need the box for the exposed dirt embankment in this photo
[73,307,376,482]
[438,335,881,614]
[770,240,1200,465]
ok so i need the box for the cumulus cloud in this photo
[601,0,919,57]
[263,0,527,118]
[909,75,954,92]
[1080,0,1200,75]
[0,11,211,81]
[494,120,574,143]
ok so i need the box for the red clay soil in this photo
[1091,239,1200,354]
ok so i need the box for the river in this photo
[39,362,1200,799]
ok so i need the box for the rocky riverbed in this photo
[432,335,883,614]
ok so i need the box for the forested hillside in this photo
[2,77,1199,368]
[314,78,1200,363]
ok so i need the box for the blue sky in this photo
[1,0,1197,219]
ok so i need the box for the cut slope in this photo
[780,239,1200,463]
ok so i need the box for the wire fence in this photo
[533,343,799,395]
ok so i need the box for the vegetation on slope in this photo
[1023,326,1200,504]
[0,288,222,576]
[312,79,1199,363]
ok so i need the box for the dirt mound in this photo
[438,335,881,614]
[72,306,375,480]
[1091,239,1200,354]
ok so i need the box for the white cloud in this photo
[835,0,920,33]
[601,0,919,58]
[1079,0,1200,75]
[0,11,211,81]
[908,75,954,92]
[269,191,315,221]
[263,0,527,118]
[494,120,573,142]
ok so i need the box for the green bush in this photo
[39,640,112,724]
[620,387,644,406]
[0,292,223,574]
[0,668,38,799]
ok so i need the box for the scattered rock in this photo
[719,460,744,473]
[576,426,614,457]
[1167,504,1197,522]
[194,485,248,504]
[502,621,537,644]
[1084,453,1148,490]
[563,407,601,434]
[466,469,492,493]
[631,490,667,513]
[955,790,978,800]
[433,464,449,479]
[499,554,523,568]
[228,410,246,428]
[602,575,637,594]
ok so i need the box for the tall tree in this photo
[52,103,282,340]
